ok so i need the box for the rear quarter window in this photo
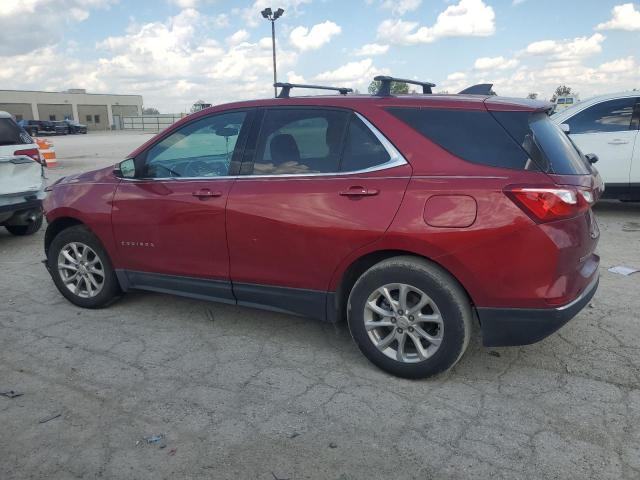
[0,118,29,146]
[386,107,530,170]
[492,111,590,175]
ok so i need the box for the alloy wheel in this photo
[364,283,444,363]
[57,242,105,298]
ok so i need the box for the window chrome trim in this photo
[119,111,408,181]
[238,112,407,178]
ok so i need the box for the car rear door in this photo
[226,107,411,319]
[111,109,252,300]
[563,97,639,194]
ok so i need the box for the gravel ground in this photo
[1,132,639,479]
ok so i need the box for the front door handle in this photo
[339,186,380,197]
[192,188,222,199]
[608,139,629,145]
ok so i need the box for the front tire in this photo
[47,225,122,308]
[347,256,472,379]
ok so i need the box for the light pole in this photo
[261,7,284,98]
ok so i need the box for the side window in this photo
[566,98,637,134]
[387,107,530,170]
[143,110,247,178]
[252,109,349,175]
[341,115,390,172]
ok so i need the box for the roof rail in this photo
[458,83,495,95]
[275,82,353,99]
[374,76,436,96]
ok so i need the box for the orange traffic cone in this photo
[35,138,58,167]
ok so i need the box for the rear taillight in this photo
[14,148,41,164]
[505,185,593,222]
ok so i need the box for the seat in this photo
[270,134,300,165]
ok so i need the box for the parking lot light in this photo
[261,7,284,98]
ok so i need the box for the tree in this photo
[368,80,409,95]
[550,85,572,102]
[142,107,160,115]
[527,92,538,100]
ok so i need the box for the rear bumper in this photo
[477,274,599,347]
[0,198,42,215]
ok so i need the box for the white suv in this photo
[0,111,45,235]
[552,91,639,201]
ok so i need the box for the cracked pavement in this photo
[1,132,639,479]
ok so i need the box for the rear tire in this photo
[347,256,472,379]
[5,213,43,236]
[47,225,122,308]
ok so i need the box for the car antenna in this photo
[458,84,495,95]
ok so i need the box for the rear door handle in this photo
[192,188,222,199]
[339,186,380,197]
[608,139,629,145]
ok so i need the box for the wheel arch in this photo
[329,249,475,323]
[44,217,86,256]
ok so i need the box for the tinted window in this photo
[143,111,247,178]
[0,118,28,146]
[341,115,390,172]
[253,109,349,174]
[493,111,590,175]
[387,107,530,170]
[566,98,637,134]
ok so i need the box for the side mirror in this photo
[114,158,136,178]
[560,123,570,134]
[585,153,598,164]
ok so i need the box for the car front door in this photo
[226,107,412,319]
[112,110,252,301]
[564,97,639,192]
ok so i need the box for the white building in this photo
[0,89,143,131]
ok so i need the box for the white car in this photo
[0,111,45,235]
[552,94,580,113]
[552,91,639,201]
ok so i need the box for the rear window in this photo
[387,107,531,170]
[0,118,30,146]
[493,111,590,175]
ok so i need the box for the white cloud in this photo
[0,0,115,55]
[286,71,306,83]
[227,29,250,45]
[380,0,422,16]
[0,8,301,112]
[314,58,388,91]
[474,56,519,70]
[353,43,390,56]
[596,3,640,31]
[289,21,341,51]
[447,71,467,81]
[377,0,495,45]
[169,0,199,7]
[523,33,605,61]
[598,55,635,73]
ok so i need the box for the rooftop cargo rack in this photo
[275,82,353,98]
[374,76,436,96]
[458,83,495,95]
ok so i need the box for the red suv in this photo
[43,77,601,378]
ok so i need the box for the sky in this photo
[0,0,639,112]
